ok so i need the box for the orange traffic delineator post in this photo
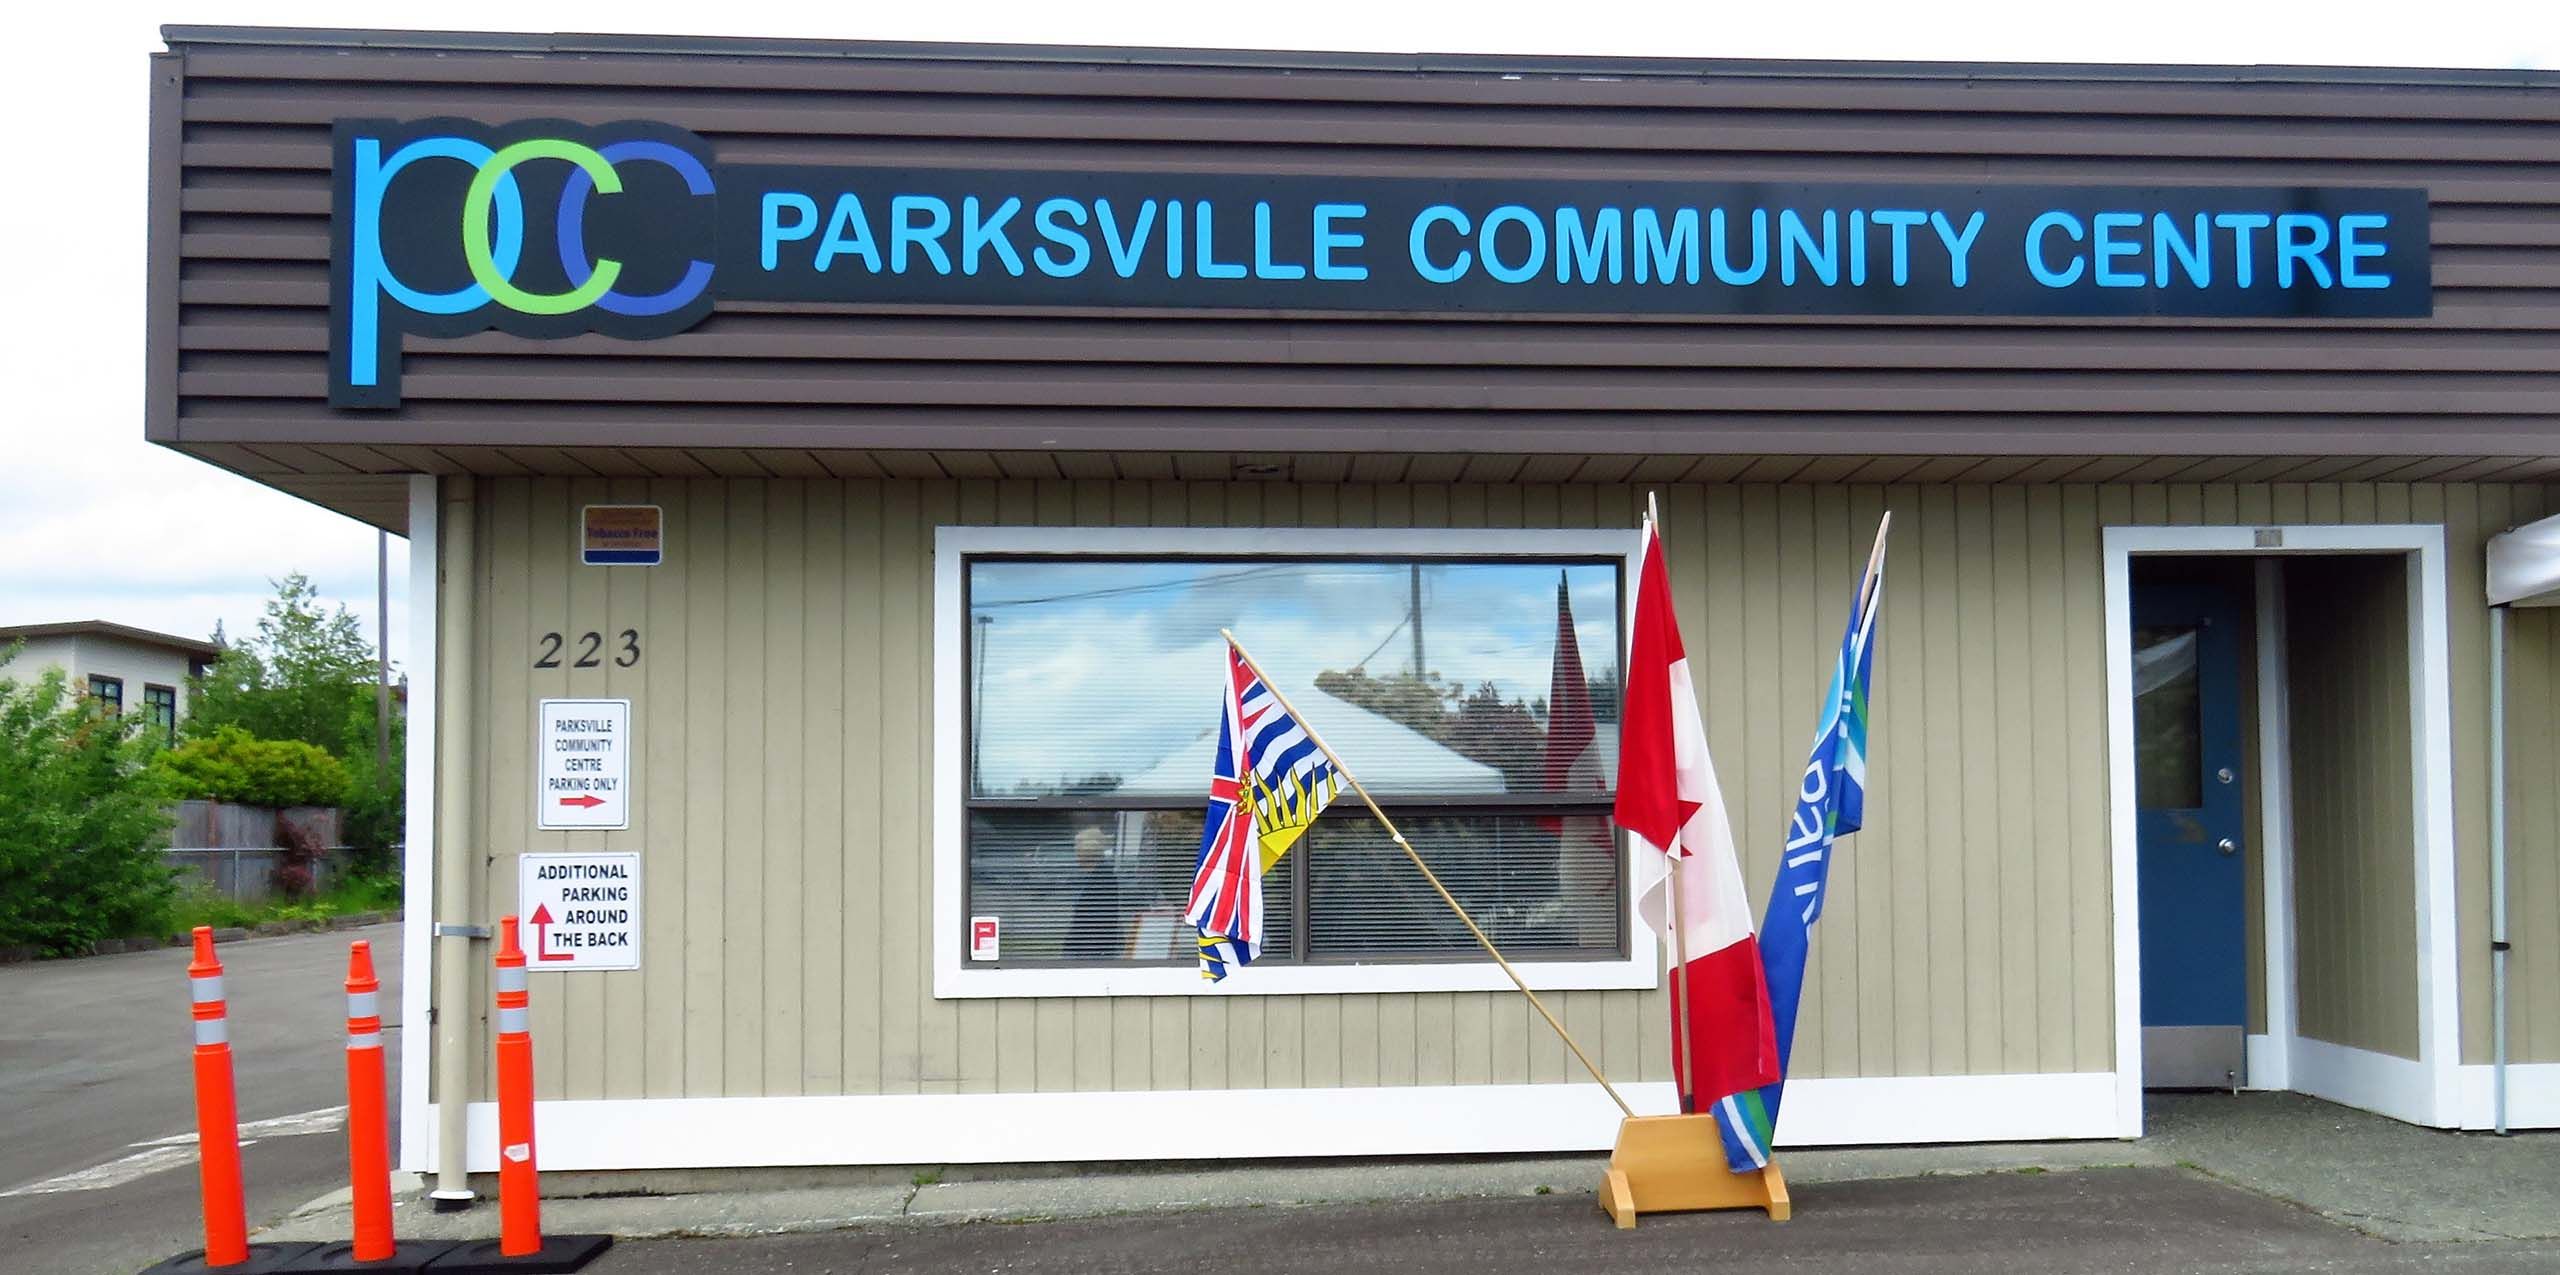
[271,942,454,1274]
[494,915,540,1257]
[192,927,251,1266]
[138,928,315,1275]
[421,916,610,1275]
[344,941,395,1261]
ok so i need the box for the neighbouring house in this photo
[0,620,219,743]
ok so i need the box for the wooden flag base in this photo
[1597,1113,1791,1229]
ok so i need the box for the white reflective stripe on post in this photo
[494,967,527,994]
[190,975,225,1004]
[345,991,380,1019]
[346,1031,383,1051]
[194,1017,229,1047]
[495,1007,529,1036]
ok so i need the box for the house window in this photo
[88,675,123,715]
[961,547,1626,974]
[145,684,179,742]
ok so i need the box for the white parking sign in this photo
[517,853,641,970]
[538,699,630,830]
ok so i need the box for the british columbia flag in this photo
[1186,640,1342,980]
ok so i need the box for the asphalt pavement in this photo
[589,1167,2560,1275]
[0,923,402,1275]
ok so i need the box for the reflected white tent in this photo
[1118,681,1508,796]
[2481,511,2560,1135]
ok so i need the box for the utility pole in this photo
[376,529,390,777]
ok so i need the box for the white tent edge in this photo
[2486,511,2560,607]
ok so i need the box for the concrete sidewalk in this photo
[595,1169,2560,1275]
[263,1137,2158,1244]
[260,1092,2558,1250]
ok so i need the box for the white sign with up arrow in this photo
[537,698,630,830]
[517,852,641,970]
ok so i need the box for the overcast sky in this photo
[0,2,2551,659]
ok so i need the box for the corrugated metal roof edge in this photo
[157,24,2560,90]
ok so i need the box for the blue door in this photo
[2133,578,2250,1089]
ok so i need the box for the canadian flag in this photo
[1612,517,1782,1111]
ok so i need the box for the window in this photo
[88,675,123,715]
[948,529,1641,997]
[144,684,179,743]
[2131,626,2203,810]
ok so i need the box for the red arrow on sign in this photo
[529,904,576,962]
[556,795,606,809]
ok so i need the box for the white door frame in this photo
[2101,525,2458,1136]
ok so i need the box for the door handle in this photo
[2217,838,2238,856]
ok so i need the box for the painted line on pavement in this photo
[132,1105,347,1146]
[1,1105,343,1197]
[2,1143,256,1197]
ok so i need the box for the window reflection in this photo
[962,554,1626,967]
[968,559,1621,801]
[2133,625,2203,810]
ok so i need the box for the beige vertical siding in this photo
[2458,487,2558,1067]
[448,477,2556,1102]
[2284,556,2421,1060]
[2498,574,2560,1068]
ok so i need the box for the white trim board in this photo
[930,525,1656,1001]
[2251,561,2299,1095]
[432,1072,2122,1172]
[398,475,437,1175]
[2459,1063,2560,1131]
[2101,525,2460,1133]
[2291,1038,2438,1127]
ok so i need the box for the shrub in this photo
[337,697,404,871]
[152,726,351,809]
[0,661,178,954]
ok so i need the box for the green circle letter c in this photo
[465,140,624,315]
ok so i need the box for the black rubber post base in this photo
[139,1243,319,1275]
[428,1192,477,1214]
[421,1235,614,1274]
[274,1239,462,1273]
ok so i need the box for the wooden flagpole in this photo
[1646,493,1701,1116]
[1219,629,1636,1120]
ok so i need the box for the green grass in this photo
[148,866,402,939]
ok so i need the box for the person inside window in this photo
[1065,826,1124,959]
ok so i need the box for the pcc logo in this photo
[329,120,718,409]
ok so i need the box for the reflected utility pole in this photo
[972,613,992,791]
[1409,563,1426,680]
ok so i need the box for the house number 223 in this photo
[534,630,640,669]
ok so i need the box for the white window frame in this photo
[2100,524,2459,1136]
[932,525,1659,1000]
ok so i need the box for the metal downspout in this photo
[433,478,483,1203]
[2490,604,2510,1136]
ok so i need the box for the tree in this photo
[189,573,381,757]
[0,658,177,954]
[189,574,406,868]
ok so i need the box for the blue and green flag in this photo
[1713,516,1889,1172]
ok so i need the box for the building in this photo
[0,620,217,740]
[142,26,2560,1193]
